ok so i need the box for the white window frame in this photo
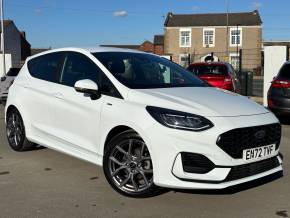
[203,28,215,47]
[179,28,191,48]
[229,52,240,69]
[230,27,242,47]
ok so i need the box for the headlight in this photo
[146,106,213,131]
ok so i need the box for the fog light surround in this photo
[181,152,215,174]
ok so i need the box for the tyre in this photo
[103,130,161,198]
[6,108,35,151]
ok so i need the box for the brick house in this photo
[31,48,51,56]
[20,31,31,62]
[0,20,31,75]
[0,20,31,76]
[153,35,164,55]
[101,38,164,55]
[164,10,262,70]
[139,40,154,53]
[101,40,154,53]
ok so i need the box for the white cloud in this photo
[252,1,262,9]
[34,9,43,16]
[192,6,200,11]
[113,11,128,17]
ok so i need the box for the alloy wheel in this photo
[6,112,24,148]
[108,138,153,193]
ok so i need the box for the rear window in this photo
[188,65,228,76]
[27,52,63,82]
[7,68,20,76]
[278,64,290,80]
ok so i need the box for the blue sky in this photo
[5,0,290,48]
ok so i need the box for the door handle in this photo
[53,92,64,99]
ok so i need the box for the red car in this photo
[187,62,240,92]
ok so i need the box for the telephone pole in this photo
[1,0,6,76]
[226,0,229,61]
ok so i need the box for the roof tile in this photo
[165,11,262,27]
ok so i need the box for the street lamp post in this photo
[226,0,229,61]
[236,24,240,70]
[236,24,240,56]
[0,0,5,76]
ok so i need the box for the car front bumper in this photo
[146,112,283,189]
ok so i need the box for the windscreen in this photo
[93,52,208,89]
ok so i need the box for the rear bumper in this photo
[270,107,290,115]
[268,96,290,115]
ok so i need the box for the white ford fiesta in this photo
[5,47,283,197]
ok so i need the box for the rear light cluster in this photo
[268,99,274,107]
[271,79,290,88]
[222,76,234,91]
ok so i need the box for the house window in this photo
[179,54,190,68]
[230,27,242,46]
[180,29,191,47]
[230,53,240,70]
[203,28,215,47]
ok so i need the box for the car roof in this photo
[27,46,148,61]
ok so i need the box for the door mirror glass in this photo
[74,79,100,100]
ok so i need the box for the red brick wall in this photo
[139,41,154,53]
[154,45,164,55]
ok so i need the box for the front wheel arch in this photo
[103,125,133,154]
[102,129,161,197]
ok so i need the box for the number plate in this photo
[243,144,276,161]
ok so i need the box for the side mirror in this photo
[74,79,101,100]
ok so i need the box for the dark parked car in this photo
[187,62,241,93]
[0,68,20,103]
[268,62,290,115]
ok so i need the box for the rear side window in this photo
[28,52,62,82]
[278,64,290,80]
[188,65,228,76]
[7,68,20,76]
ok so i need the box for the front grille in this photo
[217,123,281,159]
[225,156,281,182]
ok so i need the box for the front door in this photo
[51,51,105,153]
